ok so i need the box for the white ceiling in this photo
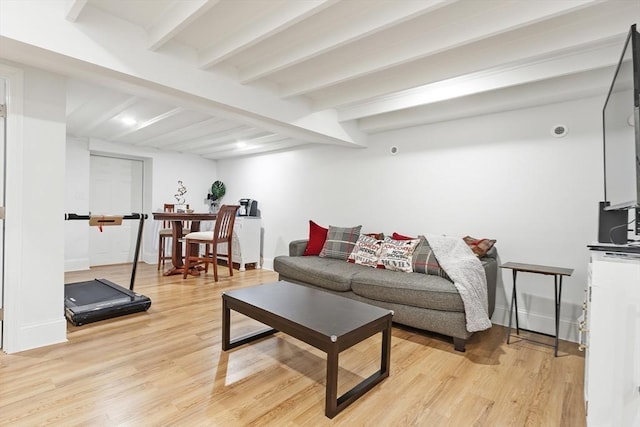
[1,0,639,159]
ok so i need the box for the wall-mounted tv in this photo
[603,24,640,212]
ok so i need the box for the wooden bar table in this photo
[153,212,217,276]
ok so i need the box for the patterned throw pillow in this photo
[303,220,328,256]
[378,237,421,272]
[413,236,451,279]
[348,234,383,267]
[365,232,385,240]
[463,235,497,257]
[392,232,449,278]
[319,225,362,260]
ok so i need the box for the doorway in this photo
[89,155,143,266]
[0,79,5,349]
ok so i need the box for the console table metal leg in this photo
[554,275,563,357]
[507,270,519,344]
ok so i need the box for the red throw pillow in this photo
[303,220,328,256]
[392,232,415,240]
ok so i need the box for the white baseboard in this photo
[142,250,156,265]
[492,305,579,343]
[9,318,67,354]
[64,258,89,272]
[262,258,274,271]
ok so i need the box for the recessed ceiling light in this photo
[120,116,137,125]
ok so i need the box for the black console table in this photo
[500,262,574,356]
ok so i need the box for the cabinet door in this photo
[588,257,640,427]
[216,218,262,270]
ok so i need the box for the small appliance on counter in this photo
[239,199,259,216]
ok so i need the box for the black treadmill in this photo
[64,213,152,326]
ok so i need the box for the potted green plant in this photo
[208,180,226,213]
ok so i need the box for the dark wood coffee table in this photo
[221,281,393,418]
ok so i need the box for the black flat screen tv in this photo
[603,24,640,212]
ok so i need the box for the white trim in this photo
[15,318,67,352]
[0,61,24,353]
[491,306,579,344]
[64,258,90,272]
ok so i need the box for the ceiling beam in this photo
[75,96,139,135]
[199,0,337,69]
[0,1,367,148]
[338,34,625,121]
[64,0,87,22]
[358,66,614,134]
[147,0,220,51]
[279,0,599,98]
[148,120,243,149]
[239,0,452,84]
[109,107,185,139]
[133,116,223,146]
[167,127,267,152]
[206,139,304,160]
[314,1,635,111]
[198,134,288,155]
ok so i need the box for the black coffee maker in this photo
[239,199,259,216]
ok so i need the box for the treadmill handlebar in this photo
[65,213,148,221]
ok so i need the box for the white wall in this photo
[64,138,218,270]
[2,63,67,352]
[217,96,604,343]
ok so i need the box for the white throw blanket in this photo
[426,234,492,332]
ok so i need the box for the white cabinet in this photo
[217,217,262,271]
[585,251,640,427]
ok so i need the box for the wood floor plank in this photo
[0,263,586,426]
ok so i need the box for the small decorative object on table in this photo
[174,180,188,212]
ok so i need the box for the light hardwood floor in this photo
[0,263,586,426]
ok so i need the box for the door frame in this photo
[0,62,24,353]
[88,153,144,266]
[87,149,153,265]
[0,78,5,349]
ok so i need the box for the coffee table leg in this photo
[222,297,231,351]
[381,317,391,375]
[221,295,278,351]
[325,319,392,418]
[325,344,339,418]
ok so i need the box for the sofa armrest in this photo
[289,239,309,257]
[483,246,498,259]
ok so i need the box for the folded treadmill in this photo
[64,213,152,326]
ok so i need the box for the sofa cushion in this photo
[413,236,451,279]
[319,225,362,260]
[392,233,449,277]
[303,220,328,256]
[273,255,370,292]
[348,234,383,267]
[350,268,465,312]
[377,237,420,272]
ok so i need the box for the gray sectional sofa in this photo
[273,239,497,352]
